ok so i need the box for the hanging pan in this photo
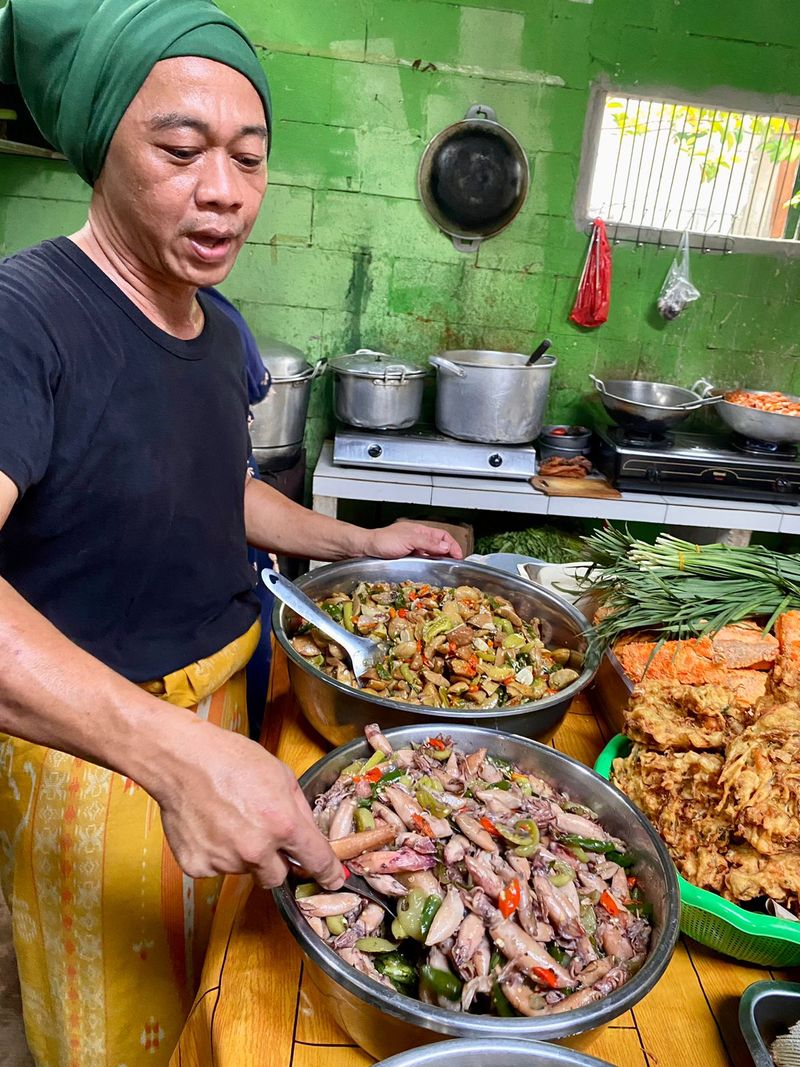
[417,104,530,253]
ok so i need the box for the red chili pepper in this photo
[397,608,408,618]
[426,737,447,750]
[498,878,521,918]
[627,876,637,888]
[532,966,558,989]
[364,767,383,783]
[411,813,436,838]
[599,890,621,917]
[479,816,500,837]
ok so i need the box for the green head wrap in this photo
[0,0,272,186]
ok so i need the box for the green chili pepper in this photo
[559,834,616,854]
[422,615,456,642]
[496,823,532,846]
[362,749,386,773]
[429,747,452,762]
[390,918,408,940]
[396,889,427,941]
[580,904,597,935]
[420,965,462,1001]
[487,780,512,791]
[418,775,443,793]
[438,685,450,707]
[375,952,417,989]
[512,840,538,858]
[486,754,514,777]
[549,860,575,887]
[322,602,345,622]
[502,633,525,649]
[325,915,346,936]
[294,882,319,899]
[419,895,442,938]
[400,664,418,687]
[489,949,503,972]
[476,649,496,662]
[309,654,324,668]
[340,760,364,777]
[566,845,590,863]
[342,602,354,632]
[375,662,392,681]
[607,849,636,869]
[492,616,514,635]
[417,786,448,820]
[491,981,517,1016]
[355,937,398,953]
[355,807,376,832]
[548,943,571,966]
[375,767,405,789]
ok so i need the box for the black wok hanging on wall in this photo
[417,104,530,253]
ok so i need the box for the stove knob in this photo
[367,444,383,459]
[775,478,791,493]
[488,453,503,468]
[646,467,660,483]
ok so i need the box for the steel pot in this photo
[271,557,596,747]
[716,391,800,444]
[249,339,326,469]
[418,105,530,253]
[590,374,718,435]
[430,349,556,444]
[273,724,681,1061]
[376,1038,613,1066]
[332,349,426,431]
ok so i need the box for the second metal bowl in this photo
[271,557,597,747]
[376,1037,613,1066]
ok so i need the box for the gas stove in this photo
[595,425,800,504]
[333,425,537,480]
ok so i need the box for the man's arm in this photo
[243,475,463,560]
[0,471,343,889]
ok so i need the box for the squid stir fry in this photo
[290,580,584,708]
[295,725,652,1016]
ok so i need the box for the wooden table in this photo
[171,650,787,1067]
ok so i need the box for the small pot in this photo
[332,349,426,431]
[540,425,592,450]
[430,349,556,444]
[249,340,326,469]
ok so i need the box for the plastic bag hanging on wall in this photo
[569,219,611,328]
[657,231,701,321]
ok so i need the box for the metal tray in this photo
[739,980,800,1066]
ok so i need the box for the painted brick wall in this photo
[1,0,800,469]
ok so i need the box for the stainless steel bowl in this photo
[739,980,800,1067]
[273,724,681,1061]
[271,558,597,747]
[717,392,800,444]
[376,1037,613,1066]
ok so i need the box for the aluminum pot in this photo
[430,350,557,444]
[271,557,596,747]
[332,349,427,431]
[716,391,800,444]
[249,339,326,468]
[376,1038,613,1066]
[590,374,718,435]
[273,724,681,1061]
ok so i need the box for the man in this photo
[0,2,461,1064]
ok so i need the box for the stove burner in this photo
[730,433,798,459]
[611,427,669,449]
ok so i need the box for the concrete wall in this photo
[1,0,799,467]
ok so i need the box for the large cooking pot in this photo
[590,374,718,435]
[249,340,326,469]
[418,105,530,253]
[430,349,556,444]
[273,724,681,1061]
[271,557,595,747]
[331,349,427,431]
[376,1039,613,1067]
[716,391,800,444]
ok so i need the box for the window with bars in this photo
[581,88,800,252]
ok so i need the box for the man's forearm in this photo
[244,477,371,560]
[0,576,194,799]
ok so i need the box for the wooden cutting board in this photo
[531,474,622,498]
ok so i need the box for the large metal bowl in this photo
[376,1037,613,1066]
[273,724,681,1061]
[271,558,597,746]
[716,392,800,444]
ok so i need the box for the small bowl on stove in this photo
[540,424,592,450]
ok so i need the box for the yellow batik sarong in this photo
[0,620,260,1067]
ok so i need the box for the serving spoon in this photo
[526,337,553,366]
[263,569,387,683]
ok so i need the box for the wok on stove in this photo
[589,375,719,436]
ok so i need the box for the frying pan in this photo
[716,391,800,444]
[417,105,530,253]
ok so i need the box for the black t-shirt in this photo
[0,237,259,681]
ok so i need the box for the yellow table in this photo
[171,650,787,1067]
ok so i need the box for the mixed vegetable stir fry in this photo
[294,725,652,1016]
[290,580,584,708]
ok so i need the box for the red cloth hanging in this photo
[569,219,612,328]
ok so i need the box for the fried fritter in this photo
[623,681,749,751]
[771,610,800,701]
[724,844,800,911]
[720,703,800,856]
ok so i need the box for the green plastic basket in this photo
[595,734,800,967]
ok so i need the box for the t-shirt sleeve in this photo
[0,310,59,495]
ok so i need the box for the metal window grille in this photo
[584,90,800,253]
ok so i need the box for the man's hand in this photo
[361,520,463,560]
[154,720,345,890]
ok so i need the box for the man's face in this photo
[96,57,268,287]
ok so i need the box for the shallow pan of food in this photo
[272,558,598,747]
[274,724,680,1061]
[716,389,800,444]
[375,1037,613,1066]
[739,980,800,1067]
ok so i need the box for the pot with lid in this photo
[331,349,427,431]
[249,339,326,469]
[429,347,557,444]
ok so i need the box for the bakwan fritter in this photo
[624,681,751,751]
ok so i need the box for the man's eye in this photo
[237,155,264,169]
[164,147,200,161]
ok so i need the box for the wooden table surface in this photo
[171,649,786,1067]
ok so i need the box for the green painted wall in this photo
[1,0,799,468]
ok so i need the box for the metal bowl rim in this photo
[374,1036,613,1066]
[598,380,704,413]
[271,560,598,722]
[274,723,681,1041]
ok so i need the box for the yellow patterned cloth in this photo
[0,620,260,1067]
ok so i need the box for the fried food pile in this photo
[612,660,800,918]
